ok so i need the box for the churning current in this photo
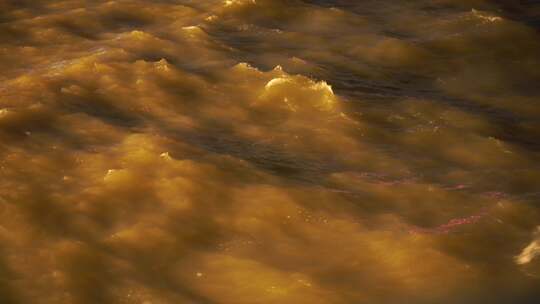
[1,0,540,303]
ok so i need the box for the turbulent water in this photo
[1,0,540,303]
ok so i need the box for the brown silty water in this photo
[1,0,540,303]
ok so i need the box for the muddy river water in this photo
[1,0,540,303]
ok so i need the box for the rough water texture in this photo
[1,0,540,303]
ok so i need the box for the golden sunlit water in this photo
[1,0,540,303]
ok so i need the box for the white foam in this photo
[261,75,337,112]
[516,240,540,264]
[264,77,292,90]
[104,169,120,181]
[154,59,171,72]
[516,227,540,265]
[160,152,173,160]
[310,80,334,95]
[471,9,503,23]
[224,0,256,7]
